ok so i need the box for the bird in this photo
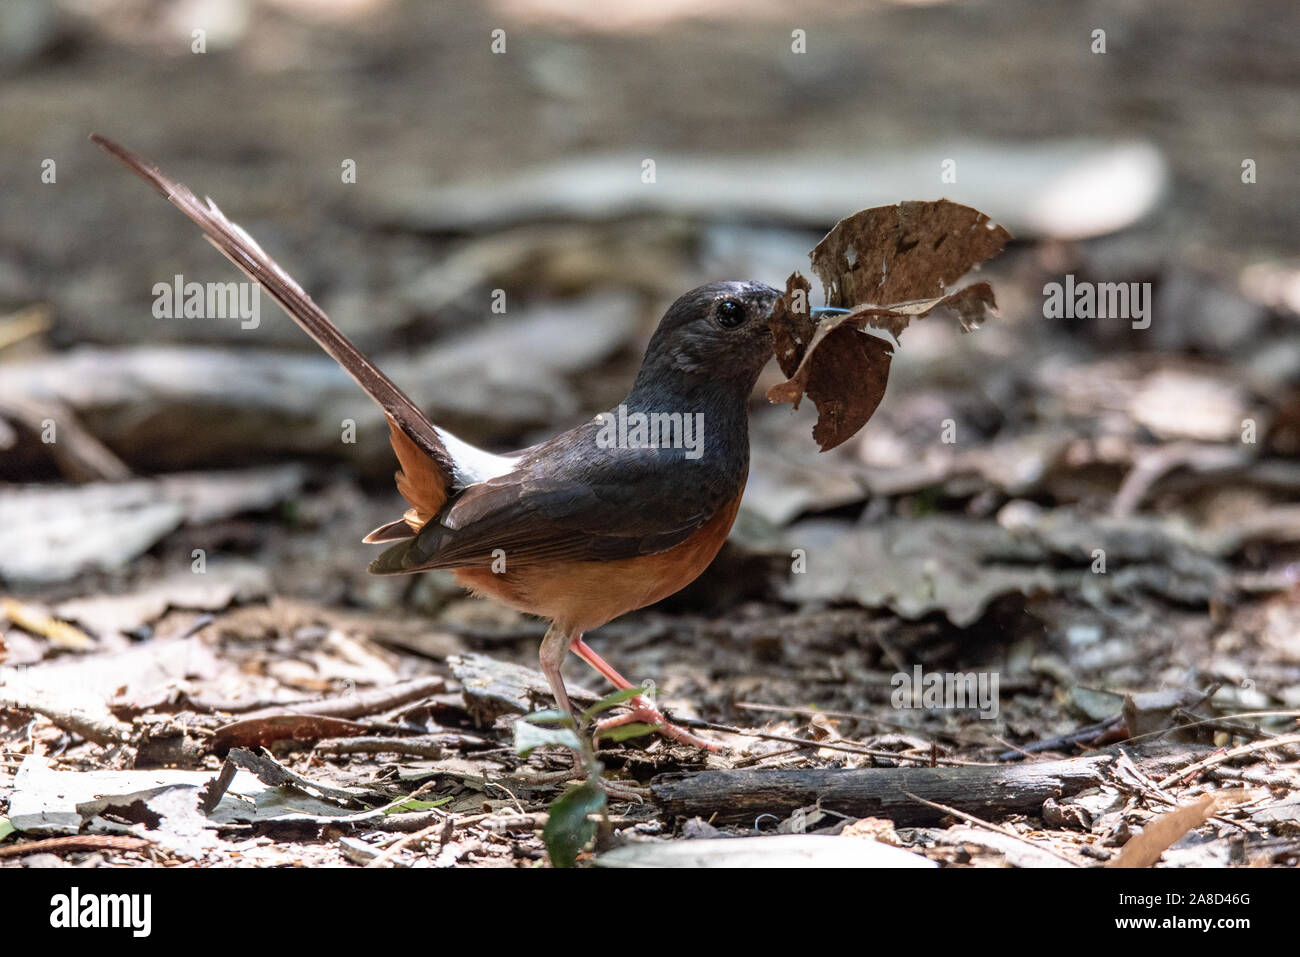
[91,133,843,749]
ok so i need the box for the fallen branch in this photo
[995,716,1127,761]
[0,694,132,746]
[228,675,448,723]
[0,834,153,859]
[651,747,1200,826]
[1155,732,1300,789]
[689,717,986,767]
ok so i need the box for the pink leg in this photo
[571,636,635,689]
[569,636,721,752]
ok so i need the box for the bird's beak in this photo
[811,307,853,319]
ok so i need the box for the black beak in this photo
[811,307,852,319]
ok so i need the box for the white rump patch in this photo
[436,426,519,487]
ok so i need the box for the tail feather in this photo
[367,537,423,575]
[362,518,419,544]
[385,413,449,528]
[91,133,454,525]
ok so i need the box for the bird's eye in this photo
[716,298,745,328]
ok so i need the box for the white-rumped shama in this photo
[91,134,836,749]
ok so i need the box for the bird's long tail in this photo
[91,133,453,527]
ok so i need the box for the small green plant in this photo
[383,796,454,815]
[513,686,659,867]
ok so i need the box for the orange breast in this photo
[453,489,744,634]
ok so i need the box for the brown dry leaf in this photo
[811,200,1010,307]
[768,200,1010,451]
[1107,792,1250,868]
[767,273,895,452]
[212,713,384,752]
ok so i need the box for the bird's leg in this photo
[568,635,631,688]
[569,636,721,752]
[539,623,575,719]
[538,623,585,771]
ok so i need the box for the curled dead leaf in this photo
[811,199,1010,307]
[1107,793,1218,868]
[1107,790,1255,868]
[767,199,1010,451]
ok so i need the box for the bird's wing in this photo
[368,422,742,574]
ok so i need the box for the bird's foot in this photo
[594,695,722,752]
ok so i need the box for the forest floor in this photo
[1,0,1298,868]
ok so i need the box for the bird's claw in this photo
[594,695,723,752]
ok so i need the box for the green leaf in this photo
[594,722,662,744]
[582,685,648,722]
[384,797,454,815]
[514,719,583,757]
[522,708,575,727]
[0,818,13,844]
[543,780,606,868]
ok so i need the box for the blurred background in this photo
[2,0,1300,840]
